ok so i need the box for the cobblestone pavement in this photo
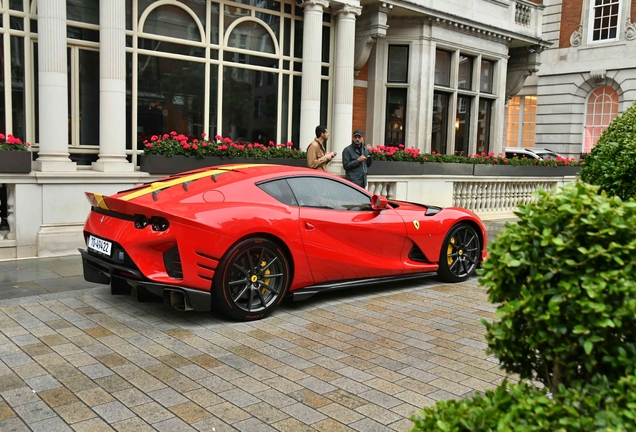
[0,275,503,432]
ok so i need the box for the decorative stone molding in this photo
[332,3,362,17]
[353,3,392,72]
[433,17,513,42]
[570,24,583,47]
[590,69,607,85]
[506,46,543,100]
[299,0,330,9]
[626,18,636,41]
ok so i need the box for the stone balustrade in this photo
[368,174,575,219]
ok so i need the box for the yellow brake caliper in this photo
[447,237,455,266]
[260,260,270,294]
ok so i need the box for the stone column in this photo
[330,4,362,172]
[33,0,75,172]
[299,0,329,150]
[93,0,133,172]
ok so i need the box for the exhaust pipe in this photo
[168,290,193,311]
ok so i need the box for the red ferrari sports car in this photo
[80,163,487,321]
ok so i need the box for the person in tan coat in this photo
[307,125,336,172]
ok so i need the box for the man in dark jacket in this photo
[342,130,373,188]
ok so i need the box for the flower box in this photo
[368,161,474,176]
[473,165,580,177]
[0,150,31,173]
[140,154,307,175]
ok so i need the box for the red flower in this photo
[146,143,153,148]
[183,143,191,149]
[192,144,198,150]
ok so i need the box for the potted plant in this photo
[0,134,31,173]
[140,132,307,174]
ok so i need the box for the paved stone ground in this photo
[0,275,504,432]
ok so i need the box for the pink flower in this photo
[287,142,293,147]
[215,135,222,140]
[193,139,198,143]
[183,143,191,149]
[180,140,188,146]
[247,144,253,149]
[146,143,153,148]
[0,134,5,140]
[238,145,244,150]
[201,132,207,137]
[192,144,198,150]
[170,131,177,136]
[202,142,208,147]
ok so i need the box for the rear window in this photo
[258,179,298,206]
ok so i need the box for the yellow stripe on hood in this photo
[119,164,264,201]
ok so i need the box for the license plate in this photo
[87,235,112,256]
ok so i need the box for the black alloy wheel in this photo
[438,223,480,283]
[212,238,291,321]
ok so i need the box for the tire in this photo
[437,223,481,283]
[212,237,291,321]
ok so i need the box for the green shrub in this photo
[579,102,636,200]
[409,374,636,432]
[479,182,636,392]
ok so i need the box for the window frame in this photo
[432,46,498,155]
[587,0,622,44]
[582,85,619,153]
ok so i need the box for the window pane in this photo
[480,60,494,93]
[458,55,473,90]
[79,50,100,145]
[10,0,23,11]
[432,92,449,154]
[227,21,276,54]
[210,2,220,44]
[321,25,330,63]
[385,88,407,146]
[522,96,536,147]
[137,56,205,148]
[584,86,618,152]
[292,75,301,148]
[67,0,99,24]
[320,79,328,128]
[209,65,219,138]
[144,5,200,41]
[11,36,26,140]
[0,38,6,134]
[434,50,451,87]
[476,99,492,154]
[281,74,289,143]
[455,96,471,156]
[126,53,132,150]
[506,95,521,147]
[591,0,620,41]
[293,20,303,58]
[388,45,408,83]
[259,179,298,206]
[287,177,371,211]
[234,0,280,12]
[256,12,281,42]
[222,67,278,144]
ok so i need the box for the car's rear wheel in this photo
[438,223,480,283]
[212,238,291,321]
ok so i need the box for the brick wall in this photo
[633,0,636,23]
[352,62,369,135]
[559,0,583,48]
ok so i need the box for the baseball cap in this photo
[353,130,364,137]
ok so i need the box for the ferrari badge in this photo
[413,220,420,230]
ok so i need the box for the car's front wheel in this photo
[437,223,480,283]
[212,238,291,321]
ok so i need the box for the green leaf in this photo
[584,339,593,355]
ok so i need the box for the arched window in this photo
[227,21,276,54]
[584,86,619,153]
[143,5,201,42]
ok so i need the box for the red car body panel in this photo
[82,164,487,297]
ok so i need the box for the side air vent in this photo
[425,206,442,216]
[163,246,183,279]
[408,244,429,262]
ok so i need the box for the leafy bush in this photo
[410,374,636,432]
[579,103,636,200]
[143,132,306,159]
[479,182,636,392]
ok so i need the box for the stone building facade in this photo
[512,0,636,156]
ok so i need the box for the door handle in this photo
[305,222,315,231]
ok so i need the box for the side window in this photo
[287,177,372,211]
[257,179,298,206]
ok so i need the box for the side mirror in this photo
[371,194,388,210]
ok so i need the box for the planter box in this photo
[140,155,307,174]
[367,161,474,176]
[0,150,31,173]
[473,165,580,177]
